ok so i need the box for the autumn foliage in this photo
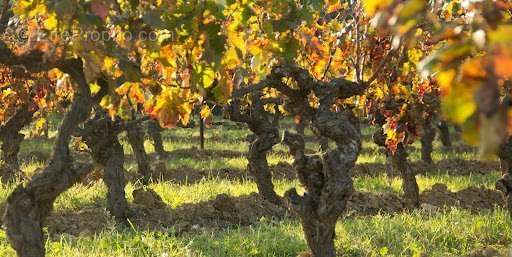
[0,0,511,256]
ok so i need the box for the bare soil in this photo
[31,183,504,238]
[420,183,503,211]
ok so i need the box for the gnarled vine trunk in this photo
[231,64,366,256]
[0,103,35,182]
[374,129,419,207]
[3,59,94,257]
[283,109,360,257]
[79,111,129,223]
[497,137,512,216]
[420,118,435,164]
[247,129,281,205]
[437,120,452,149]
[281,73,361,257]
[127,125,152,185]
[393,143,419,208]
[227,96,281,205]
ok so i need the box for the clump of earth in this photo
[132,188,166,209]
[421,183,503,211]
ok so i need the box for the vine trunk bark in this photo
[421,119,435,164]
[393,144,420,208]
[3,59,94,257]
[227,96,281,205]
[0,103,35,182]
[147,120,166,158]
[127,125,152,185]
[80,112,129,223]
[247,130,281,205]
[283,109,359,257]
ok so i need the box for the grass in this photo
[0,118,510,256]
[0,209,509,257]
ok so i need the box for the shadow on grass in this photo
[44,192,289,237]
[118,157,499,187]
[354,158,499,177]
[38,184,504,239]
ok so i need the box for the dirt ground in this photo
[34,182,505,238]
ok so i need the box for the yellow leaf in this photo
[116,82,132,95]
[441,82,477,124]
[222,47,242,69]
[34,118,47,131]
[488,25,512,46]
[128,84,145,104]
[116,82,145,104]
[437,69,456,96]
[28,3,46,18]
[227,26,246,55]
[89,82,101,95]
[44,14,58,30]
[200,105,212,120]
[103,56,117,71]
[13,0,32,16]
[398,0,427,20]
[150,88,194,128]
[363,0,392,16]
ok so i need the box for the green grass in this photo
[0,118,510,256]
[0,209,509,257]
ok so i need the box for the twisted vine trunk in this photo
[127,125,152,185]
[0,103,35,182]
[80,112,128,223]
[497,137,512,216]
[374,129,419,207]
[103,142,128,222]
[247,129,281,205]
[3,59,94,257]
[148,120,166,158]
[231,63,367,256]
[420,118,435,164]
[283,110,360,257]
[227,97,281,205]
[393,144,419,208]
[437,120,452,148]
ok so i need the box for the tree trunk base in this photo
[498,137,512,216]
[421,120,435,164]
[4,162,93,257]
[300,216,337,257]
[393,144,419,208]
